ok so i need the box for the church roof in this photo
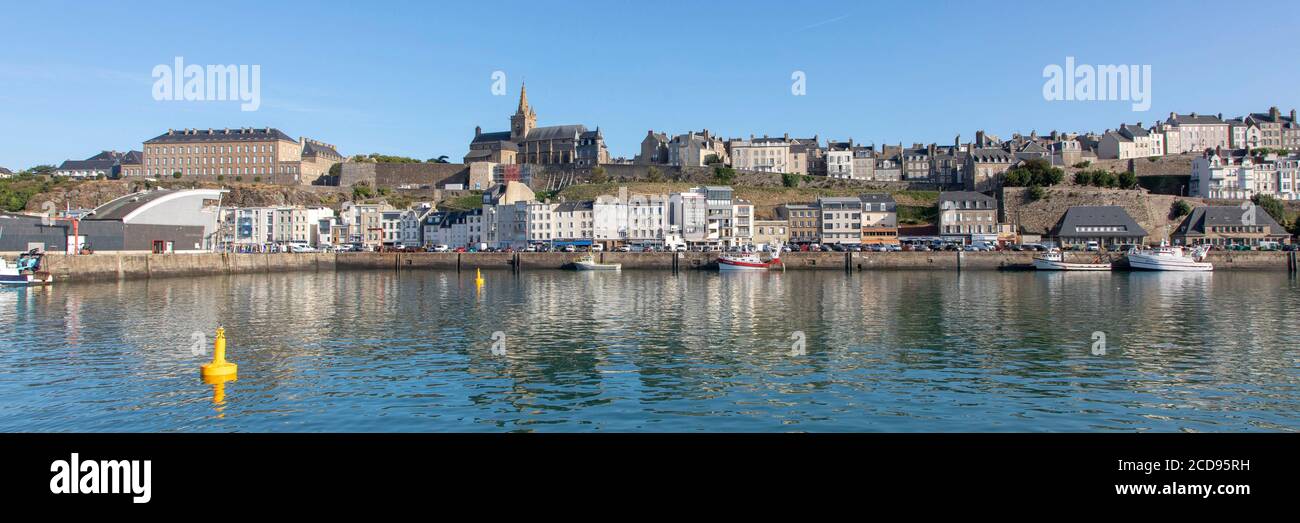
[525,125,587,142]
[471,131,512,144]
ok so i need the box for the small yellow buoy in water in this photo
[475,268,485,287]
[201,327,238,378]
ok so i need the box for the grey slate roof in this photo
[524,125,586,142]
[1055,206,1148,238]
[146,128,296,143]
[471,131,513,144]
[938,191,996,207]
[968,148,1013,162]
[858,193,896,204]
[1174,205,1288,236]
[0,167,11,175]
[554,201,594,213]
[56,159,116,172]
[302,141,340,158]
[1168,113,1225,126]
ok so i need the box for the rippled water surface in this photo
[1,269,1297,432]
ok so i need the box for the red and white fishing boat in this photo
[717,244,783,271]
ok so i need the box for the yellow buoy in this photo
[201,327,238,378]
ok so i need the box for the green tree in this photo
[427,155,450,163]
[591,166,609,184]
[704,154,723,165]
[1171,200,1192,218]
[217,175,225,182]
[712,165,736,183]
[1074,171,1093,186]
[646,166,664,182]
[172,172,182,179]
[781,172,800,188]
[1003,158,1064,187]
[1118,171,1138,189]
[1252,194,1288,227]
[1073,161,1091,169]
[353,184,374,199]
[1093,171,1117,188]
[1027,185,1046,201]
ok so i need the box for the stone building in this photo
[1051,206,1147,248]
[464,84,609,167]
[964,148,1014,192]
[138,128,339,185]
[938,191,999,245]
[1245,107,1300,152]
[1171,205,1291,247]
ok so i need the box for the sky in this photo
[2,0,1299,170]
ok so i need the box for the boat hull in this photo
[0,272,53,285]
[575,262,621,271]
[1032,258,1112,271]
[1126,256,1213,272]
[717,258,778,271]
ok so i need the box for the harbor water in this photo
[1,270,1297,432]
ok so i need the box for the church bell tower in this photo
[510,83,537,143]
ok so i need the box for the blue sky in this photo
[2,0,1299,170]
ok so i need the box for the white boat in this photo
[574,254,621,271]
[1125,242,1213,272]
[1032,249,1112,271]
[0,250,53,286]
[718,243,783,271]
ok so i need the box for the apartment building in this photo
[1163,113,1229,154]
[859,193,899,245]
[1245,107,1300,152]
[776,203,819,245]
[816,196,862,245]
[222,206,334,248]
[938,191,999,244]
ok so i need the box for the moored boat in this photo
[1125,242,1212,272]
[0,250,54,286]
[717,243,783,271]
[574,254,621,271]
[1032,249,1112,271]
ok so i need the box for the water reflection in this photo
[0,269,1297,432]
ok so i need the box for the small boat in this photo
[1125,242,1212,272]
[1,250,54,286]
[1033,249,1112,271]
[718,243,783,271]
[574,253,621,271]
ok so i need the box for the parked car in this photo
[453,247,467,253]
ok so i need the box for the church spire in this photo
[517,82,529,113]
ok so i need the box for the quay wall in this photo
[24,250,1298,283]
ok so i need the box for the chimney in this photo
[1270,106,1280,119]
[1292,109,1297,122]
[1169,111,1177,120]
[476,126,482,137]
[1191,112,1198,118]
[783,133,789,140]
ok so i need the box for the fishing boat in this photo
[574,253,621,271]
[0,250,54,286]
[717,243,783,271]
[1125,242,1213,272]
[1032,249,1112,271]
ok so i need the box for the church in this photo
[464,84,609,167]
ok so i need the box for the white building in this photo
[1098,124,1163,159]
[1189,149,1292,200]
[224,205,334,248]
[728,137,792,173]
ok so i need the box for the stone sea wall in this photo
[23,250,1297,283]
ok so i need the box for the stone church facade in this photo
[465,84,609,167]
